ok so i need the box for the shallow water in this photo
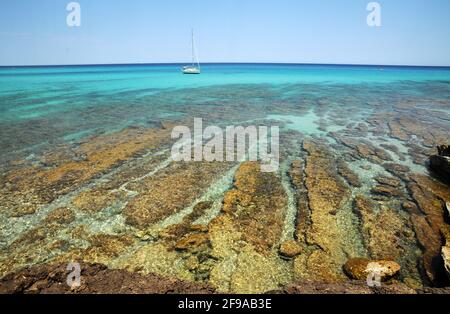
[1,64,450,292]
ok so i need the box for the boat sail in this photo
[182,29,201,74]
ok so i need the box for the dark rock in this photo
[437,145,450,156]
[0,262,215,294]
[430,155,450,178]
[430,145,450,179]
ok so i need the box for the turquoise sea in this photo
[1,63,450,163]
[1,63,450,289]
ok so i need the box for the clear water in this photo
[1,63,450,162]
[1,63,450,290]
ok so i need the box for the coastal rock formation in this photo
[123,161,232,229]
[353,195,420,280]
[371,185,401,197]
[175,234,210,252]
[1,126,174,213]
[408,174,450,283]
[337,159,362,187]
[292,140,352,282]
[1,87,450,294]
[430,145,450,179]
[287,159,310,243]
[331,135,392,164]
[343,258,401,281]
[220,161,287,253]
[374,175,402,187]
[206,162,290,293]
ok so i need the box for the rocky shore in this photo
[1,262,449,294]
[1,83,450,294]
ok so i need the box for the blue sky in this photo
[0,0,449,66]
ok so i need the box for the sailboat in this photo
[182,29,201,74]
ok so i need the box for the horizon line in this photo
[1,62,450,69]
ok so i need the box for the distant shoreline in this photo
[1,62,450,70]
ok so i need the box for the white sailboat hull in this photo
[182,66,201,74]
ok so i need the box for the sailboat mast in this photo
[191,29,195,66]
[191,29,200,70]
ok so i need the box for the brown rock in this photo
[44,207,75,225]
[190,224,208,233]
[220,161,287,253]
[296,140,351,281]
[375,175,401,187]
[9,204,37,218]
[279,240,302,259]
[353,195,411,261]
[401,201,419,213]
[0,262,215,294]
[383,163,410,175]
[410,214,443,283]
[124,162,231,229]
[175,233,210,251]
[72,190,122,212]
[337,159,361,187]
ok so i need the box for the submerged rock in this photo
[221,161,287,253]
[375,175,401,187]
[175,233,210,252]
[123,161,231,229]
[0,262,215,294]
[353,195,412,263]
[337,159,362,187]
[371,185,401,197]
[279,240,302,259]
[293,140,351,282]
[343,258,400,281]
[44,207,75,225]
